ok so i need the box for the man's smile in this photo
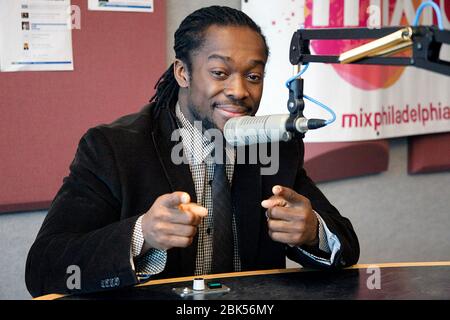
[214,103,251,119]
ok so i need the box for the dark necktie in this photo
[211,162,234,273]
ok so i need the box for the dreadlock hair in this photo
[149,5,269,110]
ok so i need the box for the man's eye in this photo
[211,70,227,78]
[247,74,262,82]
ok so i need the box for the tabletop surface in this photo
[49,262,450,300]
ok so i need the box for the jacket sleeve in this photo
[286,142,360,269]
[25,128,139,297]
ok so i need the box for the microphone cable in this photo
[413,1,444,30]
[285,63,337,126]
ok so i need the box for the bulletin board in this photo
[0,0,166,213]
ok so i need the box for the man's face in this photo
[177,25,267,131]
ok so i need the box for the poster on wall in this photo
[88,0,154,12]
[0,0,73,72]
[242,0,450,142]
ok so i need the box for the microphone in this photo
[224,114,326,146]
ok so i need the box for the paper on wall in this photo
[0,0,73,72]
[88,0,154,12]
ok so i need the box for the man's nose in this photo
[224,75,249,101]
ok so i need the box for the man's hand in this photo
[141,192,207,253]
[261,185,318,247]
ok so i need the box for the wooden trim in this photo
[347,261,450,269]
[137,261,450,288]
[33,261,450,300]
[33,293,66,300]
[136,267,303,288]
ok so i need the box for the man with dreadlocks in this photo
[26,6,359,297]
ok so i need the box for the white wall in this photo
[166,0,241,64]
[0,211,47,299]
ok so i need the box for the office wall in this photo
[0,0,166,299]
[1,0,449,299]
[0,0,166,212]
[0,210,47,300]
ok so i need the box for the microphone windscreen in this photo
[224,114,290,146]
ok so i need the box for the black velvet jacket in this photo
[25,103,359,297]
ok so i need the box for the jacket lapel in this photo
[151,107,198,276]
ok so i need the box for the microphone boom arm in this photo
[289,26,450,76]
[285,26,450,138]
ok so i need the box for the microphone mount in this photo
[286,72,307,139]
[286,25,450,138]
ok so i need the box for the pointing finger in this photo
[170,203,208,225]
[178,203,208,218]
[272,185,307,206]
[261,196,288,209]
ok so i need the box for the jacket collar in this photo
[151,105,198,275]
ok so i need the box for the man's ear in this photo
[173,59,190,88]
